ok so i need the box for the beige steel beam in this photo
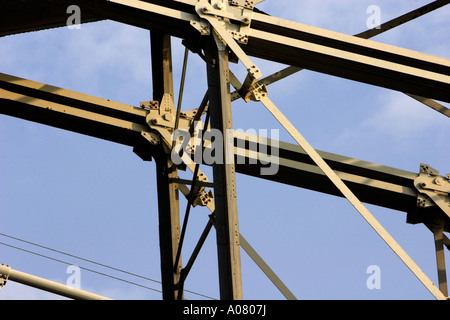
[245,17,450,103]
[253,0,450,118]
[46,0,450,103]
[150,32,184,300]
[432,220,448,296]
[1,0,449,301]
[0,73,151,147]
[205,34,243,300]
[0,72,435,214]
[232,131,420,214]
[0,264,111,300]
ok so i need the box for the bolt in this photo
[216,2,225,10]
[434,176,444,186]
[163,113,174,122]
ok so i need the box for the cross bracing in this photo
[0,0,449,300]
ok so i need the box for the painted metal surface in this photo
[0,0,449,300]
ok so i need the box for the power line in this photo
[0,233,216,300]
[0,241,162,294]
[0,232,160,284]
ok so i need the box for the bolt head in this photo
[163,113,174,122]
[216,2,226,10]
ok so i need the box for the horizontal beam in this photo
[41,0,450,103]
[3,1,450,102]
[232,131,420,213]
[246,12,450,102]
[3,71,450,249]
[0,73,150,147]
[0,72,422,214]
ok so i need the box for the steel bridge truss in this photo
[1,0,450,300]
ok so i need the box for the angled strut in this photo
[199,7,448,300]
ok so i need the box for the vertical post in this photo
[150,31,182,300]
[205,36,243,300]
[432,219,448,296]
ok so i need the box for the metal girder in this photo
[150,32,183,300]
[232,131,420,213]
[245,11,450,103]
[1,0,449,298]
[253,0,450,118]
[38,0,450,104]
[0,71,444,215]
[432,220,448,296]
[0,73,152,147]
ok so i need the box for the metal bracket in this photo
[146,114,215,195]
[196,2,262,100]
[190,20,210,35]
[0,264,10,291]
[415,164,450,219]
[229,0,255,10]
[141,95,216,208]
[169,177,214,208]
[179,107,206,121]
[193,189,214,207]
[420,163,440,176]
[143,94,177,130]
[246,82,268,102]
[417,193,435,208]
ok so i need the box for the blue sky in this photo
[0,0,449,300]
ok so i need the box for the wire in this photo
[0,232,160,284]
[0,233,216,300]
[0,241,162,294]
[0,239,215,300]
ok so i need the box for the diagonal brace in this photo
[204,12,448,300]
